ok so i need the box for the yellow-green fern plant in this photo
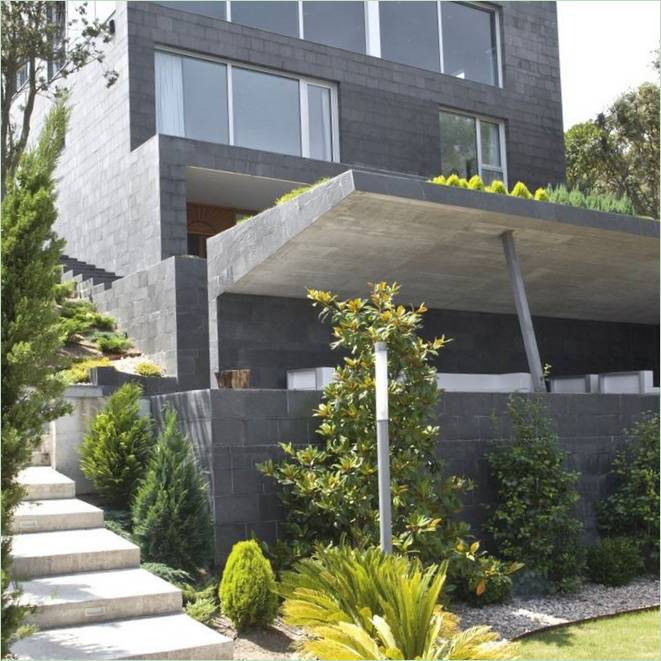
[280,546,517,660]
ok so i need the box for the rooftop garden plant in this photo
[274,177,330,206]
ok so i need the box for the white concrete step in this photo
[12,499,103,534]
[18,467,75,501]
[19,568,182,629]
[11,528,140,579]
[12,612,234,660]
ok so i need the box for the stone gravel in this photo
[452,577,660,640]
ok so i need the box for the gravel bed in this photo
[452,576,660,640]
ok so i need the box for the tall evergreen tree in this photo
[1,102,70,655]
[132,407,214,573]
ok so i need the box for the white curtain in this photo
[318,87,332,161]
[309,85,332,160]
[155,52,185,137]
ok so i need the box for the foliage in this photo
[59,296,115,341]
[132,407,213,573]
[534,187,549,202]
[185,590,218,625]
[445,174,468,188]
[219,540,278,631]
[274,177,330,206]
[545,184,635,215]
[509,182,532,199]
[564,80,659,219]
[585,537,644,587]
[467,175,484,191]
[61,356,112,384]
[93,330,132,355]
[134,361,163,377]
[260,283,470,566]
[142,562,194,587]
[595,413,660,567]
[280,545,516,660]
[1,102,70,655]
[486,396,584,592]
[1,1,117,193]
[80,382,154,508]
[430,175,446,185]
[486,180,507,194]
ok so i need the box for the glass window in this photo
[480,120,501,167]
[233,68,301,156]
[308,85,333,161]
[441,2,498,85]
[231,1,299,38]
[379,1,440,72]
[157,1,226,20]
[302,1,366,53]
[439,111,477,179]
[155,51,184,137]
[182,57,229,144]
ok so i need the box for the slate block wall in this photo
[153,389,659,564]
[216,293,660,389]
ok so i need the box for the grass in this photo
[517,608,660,660]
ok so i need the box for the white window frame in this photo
[155,47,340,162]
[439,107,508,186]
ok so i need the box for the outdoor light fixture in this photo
[374,341,392,553]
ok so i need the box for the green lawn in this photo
[517,608,660,660]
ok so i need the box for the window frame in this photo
[439,107,508,186]
[155,47,340,162]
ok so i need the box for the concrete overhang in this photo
[207,170,660,324]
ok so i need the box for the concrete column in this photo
[501,231,546,392]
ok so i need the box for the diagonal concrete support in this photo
[501,230,546,392]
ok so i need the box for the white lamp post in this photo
[374,341,392,553]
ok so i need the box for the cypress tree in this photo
[132,406,214,573]
[1,103,70,655]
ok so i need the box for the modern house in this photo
[36,1,659,557]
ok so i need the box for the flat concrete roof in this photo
[207,170,660,324]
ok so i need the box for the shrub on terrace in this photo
[486,179,508,194]
[134,361,163,377]
[586,537,644,586]
[509,181,533,199]
[468,175,485,191]
[93,330,132,355]
[545,184,636,215]
[274,177,330,206]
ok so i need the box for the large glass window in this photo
[157,2,226,20]
[231,1,299,37]
[302,1,366,53]
[379,1,440,71]
[154,51,338,161]
[233,68,301,156]
[442,2,498,85]
[439,110,506,184]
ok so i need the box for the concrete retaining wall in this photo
[153,389,660,564]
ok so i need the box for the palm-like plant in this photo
[280,546,516,660]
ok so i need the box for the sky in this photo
[557,0,660,129]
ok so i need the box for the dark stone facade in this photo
[151,389,660,564]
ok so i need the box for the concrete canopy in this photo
[207,170,660,324]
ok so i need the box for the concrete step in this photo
[12,499,104,534]
[11,612,234,660]
[20,568,182,629]
[18,467,75,501]
[11,528,140,579]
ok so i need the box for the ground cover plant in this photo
[280,545,517,660]
[516,608,660,660]
[486,396,584,592]
[261,282,519,603]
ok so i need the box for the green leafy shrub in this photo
[468,175,485,190]
[586,537,644,586]
[134,361,162,377]
[445,174,464,187]
[182,582,219,624]
[142,562,194,587]
[62,357,112,384]
[280,545,516,660]
[80,382,154,508]
[487,396,584,592]
[132,406,213,572]
[534,187,549,201]
[510,181,533,199]
[545,184,635,215]
[486,179,508,194]
[274,177,330,206]
[59,297,115,341]
[595,413,659,567]
[93,330,132,355]
[219,540,278,630]
[429,175,446,185]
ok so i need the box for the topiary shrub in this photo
[595,413,659,568]
[586,537,644,586]
[219,540,278,630]
[509,181,533,199]
[134,361,162,377]
[534,187,550,201]
[486,179,508,194]
[467,175,485,191]
[487,396,584,592]
[80,382,154,508]
[132,406,214,573]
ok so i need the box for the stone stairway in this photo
[11,467,233,660]
[60,255,121,299]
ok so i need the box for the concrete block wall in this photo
[154,389,659,564]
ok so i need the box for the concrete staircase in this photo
[60,255,120,299]
[11,467,233,660]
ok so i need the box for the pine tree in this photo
[132,407,214,573]
[80,382,155,509]
[1,103,70,655]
